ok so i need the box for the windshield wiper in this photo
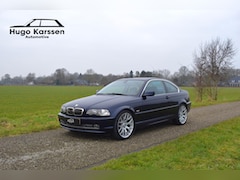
[109,93,126,95]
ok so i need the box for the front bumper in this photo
[58,113,114,133]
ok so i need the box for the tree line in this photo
[0,67,193,86]
[1,65,238,86]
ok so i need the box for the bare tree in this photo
[26,73,35,84]
[1,74,11,85]
[54,68,70,85]
[83,69,103,85]
[193,38,236,101]
[158,69,171,79]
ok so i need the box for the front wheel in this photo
[113,111,135,140]
[174,104,188,125]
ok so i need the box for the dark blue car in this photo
[58,77,191,140]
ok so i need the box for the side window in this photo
[145,80,166,95]
[164,81,178,93]
[29,20,41,26]
[40,20,59,27]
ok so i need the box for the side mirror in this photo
[142,91,155,99]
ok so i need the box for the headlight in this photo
[60,106,66,113]
[86,109,110,116]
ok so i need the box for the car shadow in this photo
[64,130,113,141]
[134,120,172,134]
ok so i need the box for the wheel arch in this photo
[111,105,136,118]
[178,97,191,112]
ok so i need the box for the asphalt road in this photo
[1,101,240,170]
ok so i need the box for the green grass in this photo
[182,87,240,107]
[0,86,99,137]
[93,116,240,170]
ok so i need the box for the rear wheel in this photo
[113,111,135,140]
[174,104,188,125]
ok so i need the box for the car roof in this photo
[117,77,178,87]
[32,18,59,21]
[118,77,163,81]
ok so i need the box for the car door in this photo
[135,80,170,124]
[163,80,180,115]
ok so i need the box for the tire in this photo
[113,111,135,140]
[174,104,188,125]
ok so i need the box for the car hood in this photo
[63,94,138,109]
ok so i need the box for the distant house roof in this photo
[229,76,240,86]
[229,76,240,83]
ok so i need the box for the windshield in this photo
[97,79,146,96]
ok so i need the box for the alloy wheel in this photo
[178,105,188,125]
[115,111,134,139]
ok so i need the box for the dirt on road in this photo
[1,101,240,170]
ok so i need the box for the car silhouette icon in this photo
[11,19,64,28]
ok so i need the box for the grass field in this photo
[183,87,240,107]
[0,86,239,137]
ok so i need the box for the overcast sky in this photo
[1,0,240,77]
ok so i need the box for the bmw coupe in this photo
[58,77,191,140]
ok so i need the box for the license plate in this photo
[67,118,74,124]
[67,118,81,125]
